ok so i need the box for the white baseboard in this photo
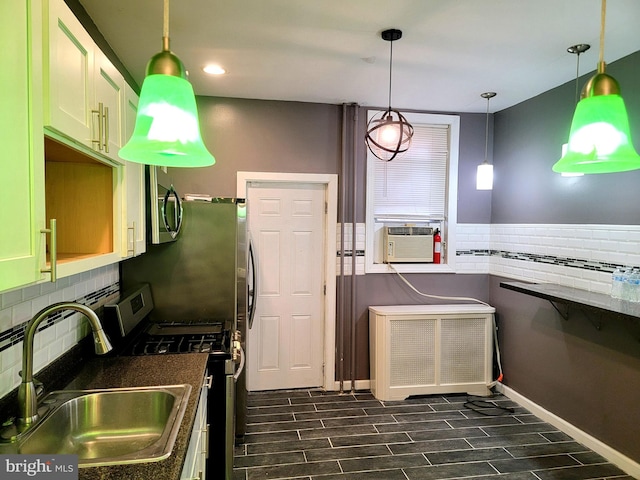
[497,384,640,478]
[329,379,371,392]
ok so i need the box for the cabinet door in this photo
[0,0,46,292]
[199,382,208,480]
[123,84,146,257]
[180,379,208,480]
[94,48,124,161]
[44,0,95,146]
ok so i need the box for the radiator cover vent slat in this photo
[389,318,436,386]
[369,305,495,401]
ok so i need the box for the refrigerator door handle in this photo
[233,345,245,381]
[248,238,258,329]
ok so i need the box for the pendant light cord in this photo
[599,0,606,65]
[574,52,581,104]
[387,38,393,109]
[163,0,170,51]
[484,96,490,163]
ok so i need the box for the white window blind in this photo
[373,124,449,220]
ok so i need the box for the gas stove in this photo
[103,285,232,357]
[129,322,230,356]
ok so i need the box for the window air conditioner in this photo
[383,226,434,263]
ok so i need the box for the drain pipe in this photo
[350,105,358,394]
[338,103,347,394]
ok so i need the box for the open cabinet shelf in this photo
[44,136,118,270]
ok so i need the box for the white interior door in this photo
[247,182,326,391]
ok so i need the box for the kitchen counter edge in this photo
[67,353,209,480]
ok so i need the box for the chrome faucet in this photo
[17,302,113,427]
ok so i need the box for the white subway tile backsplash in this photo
[2,344,20,369]
[1,289,23,310]
[48,288,64,305]
[11,302,32,327]
[62,331,76,351]
[336,222,366,276]
[0,264,119,399]
[32,348,48,376]
[455,223,640,294]
[470,224,640,293]
[21,284,41,302]
[31,294,51,317]
[38,280,58,296]
[62,286,76,302]
[74,281,88,299]
[0,309,11,334]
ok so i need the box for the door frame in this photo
[237,171,338,391]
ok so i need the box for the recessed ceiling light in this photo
[203,64,227,75]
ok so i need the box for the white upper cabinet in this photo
[0,0,47,292]
[43,0,124,163]
[0,0,146,294]
[94,48,125,159]
[123,83,146,258]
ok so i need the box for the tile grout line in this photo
[235,389,630,479]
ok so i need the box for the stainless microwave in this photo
[148,166,182,244]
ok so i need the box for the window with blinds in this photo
[365,111,460,273]
[373,124,449,220]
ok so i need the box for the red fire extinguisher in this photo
[433,229,442,264]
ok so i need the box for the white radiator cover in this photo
[369,304,495,401]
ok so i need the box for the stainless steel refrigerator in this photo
[120,197,255,478]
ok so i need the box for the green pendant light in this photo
[553,0,640,175]
[118,0,215,168]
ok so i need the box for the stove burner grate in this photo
[131,329,228,355]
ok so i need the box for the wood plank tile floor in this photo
[233,390,632,480]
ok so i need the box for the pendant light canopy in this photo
[365,29,414,162]
[476,92,496,190]
[553,0,640,175]
[119,0,215,168]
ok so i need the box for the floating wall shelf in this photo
[499,282,640,332]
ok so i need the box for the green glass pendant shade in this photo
[553,94,640,174]
[118,74,215,167]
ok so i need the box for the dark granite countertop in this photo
[500,281,640,320]
[0,334,208,479]
[61,354,208,480]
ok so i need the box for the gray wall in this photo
[168,98,492,380]
[490,275,640,463]
[492,51,640,224]
[170,97,342,197]
[490,50,640,463]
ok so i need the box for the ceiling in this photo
[78,0,640,113]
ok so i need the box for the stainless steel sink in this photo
[17,384,192,467]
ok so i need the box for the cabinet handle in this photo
[203,423,209,459]
[103,105,109,153]
[127,222,136,256]
[40,219,57,283]
[91,103,105,151]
